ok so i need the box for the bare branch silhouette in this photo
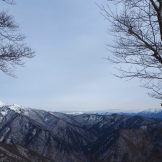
[102,0,162,100]
[0,0,34,76]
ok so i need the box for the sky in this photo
[0,0,161,112]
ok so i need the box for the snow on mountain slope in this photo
[9,104,24,113]
[0,104,161,162]
[0,101,5,107]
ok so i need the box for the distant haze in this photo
[0,0,161,112]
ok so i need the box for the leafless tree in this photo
[100,0,162,100]
[0,0,34,76]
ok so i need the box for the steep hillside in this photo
[0,143,51,162]
[0,105,161,162]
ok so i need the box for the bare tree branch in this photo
[102,0,162,100]
[0,0,34,76]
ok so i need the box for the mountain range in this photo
[0,104,161,162]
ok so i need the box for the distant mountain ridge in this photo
[137,108,162,119]
[0,104,161,162]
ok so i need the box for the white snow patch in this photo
[6,104,32,116]
[0,101,5,107]
[64,112,84,115]
[44,117,49,122]
[23,110,29,116]
[89,115,97,121]
[1,109,8,116]
[32,129,37,136]
[8,104,24,113]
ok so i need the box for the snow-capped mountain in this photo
[0,104,162,162]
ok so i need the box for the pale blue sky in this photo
[0,0,160,111]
